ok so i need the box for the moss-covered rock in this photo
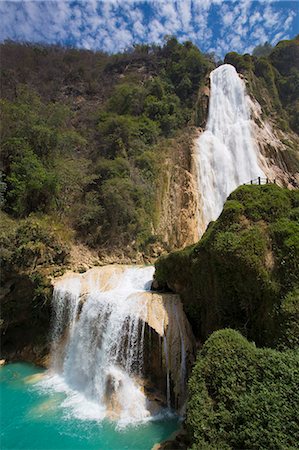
[187,329,299,450]
[0,212,70,364]
[155,185,299,348]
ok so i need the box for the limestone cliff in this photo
[249,94,299,187]
[154,129,200,254]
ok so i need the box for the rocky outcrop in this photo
[154,129,200,254]
[0,269,52,366]
[195,84,210,128]
[248,96,299,187]
[139,291,196,409]
[155,185,299,348]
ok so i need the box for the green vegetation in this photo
[0,38,212,360]
[0,38,213,253]
[225,35,299,136]
[0,211,69,361]
[252,41,273,58]
[0,37,298,446]
[187,329,299,450]
[155,185,299,348]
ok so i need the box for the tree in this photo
[7,147,57,216]
[252,41,273,57]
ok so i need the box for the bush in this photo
[6,147,58,217]
[224,52,254,73]
[14,216,69,268]
[270,37,299,76]
[108,83,145,116]
[97,113,159,157]
[277,288,299,349]
[187,329,299,450]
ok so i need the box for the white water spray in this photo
[39,266,193,426]
[195,64,265,230]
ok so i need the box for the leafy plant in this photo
[187,329,299,450]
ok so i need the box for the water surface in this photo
[1,363,179,450]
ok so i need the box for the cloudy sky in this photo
[0,0,298,57]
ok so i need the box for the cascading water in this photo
[39,265,194,427]
[195,63,265,230]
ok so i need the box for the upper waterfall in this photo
[195,63,265,230]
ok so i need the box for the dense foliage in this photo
[0,39,213,252]
[187,329,299,450]
[155,184,299,348]
[0,211,68,361]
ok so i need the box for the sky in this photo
[0,0,298,57]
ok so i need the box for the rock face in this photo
[193,65,298,239]
[51,265,196,413]
[155,130,200,252]
[139,291,196,409]
[195,84,210,128]
[0,269,52,366]
[249,96,299,187]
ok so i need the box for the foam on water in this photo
[1,363,179,450]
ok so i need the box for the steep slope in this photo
[225,36,299,188]
[194,64,266,233]
[0,39,213,259]
[155,184,299,348]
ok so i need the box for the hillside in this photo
[0,37,212,362]
[1,33,299,450]
[0,39,213,260]
[1,37,299,264]
[155,184,299,349]
[225,35,299,181]
[1,36,299,363]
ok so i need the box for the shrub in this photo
[6,147,58,217]
[277,288,299,349]
[14,216,69,268]
[108,83,145,116]
[187,329,299,450]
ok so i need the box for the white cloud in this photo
[0,0,297,58]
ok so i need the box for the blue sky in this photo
[0,1,298,57]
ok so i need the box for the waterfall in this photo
[195,63,265,230]
[39,265,195,426]
[50,277,81,371]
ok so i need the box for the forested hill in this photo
[0,36,298,269]
[0,38,213,261]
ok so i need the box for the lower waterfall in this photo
[39,265,195,427]
[195,63,265,231]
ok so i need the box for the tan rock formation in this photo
[248,97,299,187]
[155,130,201,251]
